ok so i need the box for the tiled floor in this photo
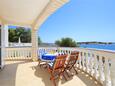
[0,58,102,86]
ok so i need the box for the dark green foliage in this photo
[9,29,18,42]
[9,26,42,45]
[20,29,31,43]
[9,27,31,43]
[15,27,25,37]
[55,37,79,47]
[38,36,42,45]
[55,40,60,46]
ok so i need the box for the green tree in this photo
[38,36,42,45]
[55,37,79,47]
[9,27,31,43]
[9,26,42,44]
[55,40,61,46]
[15,27,25,37]
[9,29,18,42]
[21,29,31,43]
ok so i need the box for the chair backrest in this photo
[66,51,79,68]
[38,49,47,60]
[53,54,67,70]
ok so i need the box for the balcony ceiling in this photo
[0,0,68,28]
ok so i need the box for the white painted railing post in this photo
[104,57,111,86]
[99,56,105,84]
[78,52,82,69]
[110,56,115,86]
[94,55,99,79]
[86,53,90,73]
[89,54,95,76]
[81,52,85,71]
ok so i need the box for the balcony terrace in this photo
[0,56,101,86]
[0,47,115,86]
[0,0,115,86]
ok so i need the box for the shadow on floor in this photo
[33,65,58,86]
[60,70,76,84]
[34,65,102,86]
[76,69,102,86]
[0,59,32,86]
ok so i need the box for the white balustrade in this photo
[6,47,32,59]
[38,47,115,86]
[5,46,115,86]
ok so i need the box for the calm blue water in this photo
[80,44,115,51]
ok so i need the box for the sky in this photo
[9,0,115,43]
[38,0,115,43]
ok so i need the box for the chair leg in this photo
[50,72,54,80]
[62,73,67,81]
[60,71,67,81]
[52,79,56,86]
[73,67,78,74]
[50,73,56,86]
[65,67,76,77]
[65,70,70,77]
[38,61,40,66]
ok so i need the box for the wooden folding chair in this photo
[47,54,67,86]
[38,55,48,68]
[64,51,79,77]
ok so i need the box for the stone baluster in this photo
[81,52,85,71]
[104,57,111,86]
[94,55,99,79]
[86,53,90,73]
[89,54,94,76]
[78,52,82,69]
[99,56,105,84]
[83,52,88,72]
[110,55,115,86]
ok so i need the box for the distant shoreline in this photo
[77,42,115,45]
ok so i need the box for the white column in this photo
[31,28,38,61]
[0,24,6,68]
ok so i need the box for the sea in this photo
[80,44,115,51]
